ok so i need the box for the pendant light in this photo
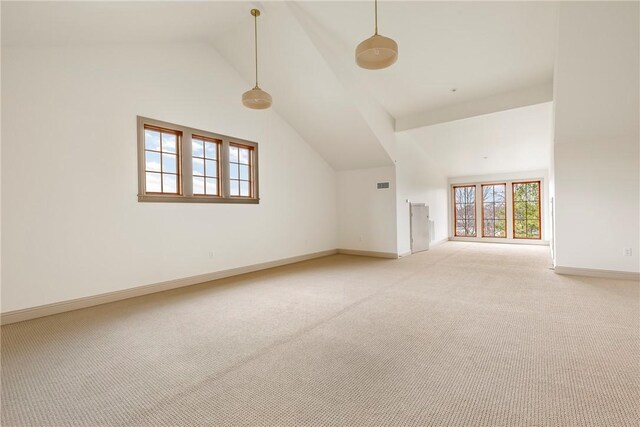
[242,9,272,109]
[355,0,398,70]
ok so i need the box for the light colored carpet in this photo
[1,242,638,426]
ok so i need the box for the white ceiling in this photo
[406,102,552,178]
[298,1,559,120]
[213,2,395,170]
[1,1,246,47]
[2,1,557,174]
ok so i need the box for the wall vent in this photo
[377,182,390,189]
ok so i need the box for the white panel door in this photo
[410,203,430,253]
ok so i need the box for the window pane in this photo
[527,203,540,219]
[466,221,476,236]
[192,158,204,176]
[145,129,161,151]
[484,203,494,219]
[527,183,539,201]
[239,148,250,165]
[464,204,475,219]
[484,220,495,236]
[162,174,177,193]
[145,151,161,172]
[483,186,493,203]
[239,165,249,180]
[495,220,506,237]
[240,181,250,197]
[146,172,162,192]
[494,186,505,202]
[230,164,239,179]
[162,153,177,174]
[495,203,506,219]
[514,220,526,238]
[162,133,177,153]
[229,146,239,163]
[192,139,204,157]
[205,178,218,195]
[514,201,526,220]
[527,222,540,238]
[513,184,527,202]
[193,177,205,194]
[230,180,239,196]
[205,160,217,177]
[205,142,217,159]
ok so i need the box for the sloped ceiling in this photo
[213,2,395,171]
[2,1,558,174]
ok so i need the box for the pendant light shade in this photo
[356,0,397,70]
[356,35,398,70]
[242,87,272,109]
[243,9,272,110]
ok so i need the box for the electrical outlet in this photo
[208,251,215,259]
[623,248,632,257]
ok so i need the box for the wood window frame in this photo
[453,184,477,237]
[228,142,256,199]
[481,183,507,238]
[137,116,259,204]
[142,125,183,196]
[191,135,222,197]
[511,180,541,240]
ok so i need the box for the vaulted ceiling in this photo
[2,1,558,174]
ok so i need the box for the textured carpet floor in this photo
[1,242,638,426]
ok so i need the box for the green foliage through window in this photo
[513,182,540,239]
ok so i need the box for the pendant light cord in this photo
[254,13,259,88]
[374,0,378,35]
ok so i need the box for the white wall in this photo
[336,167,397,255]
[395,134,449,255]
[553,2,639,273]
[1,42,337,313]
[449,170,550,245]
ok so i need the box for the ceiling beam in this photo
[395,82,553,132]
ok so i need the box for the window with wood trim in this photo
[137,117,259,204]
[229,144,254,198]
[454,185,477,237]
[482,183,507,237]
[192,136,220,196]
[144,126,181,194]
[512,181,541,239]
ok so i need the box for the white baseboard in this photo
[0,249,337,326]
[449,237,550,246]
[337,249,398,259]
[554,266,640,281]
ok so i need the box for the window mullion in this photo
[182,133,193,196]
[221,140,230,199]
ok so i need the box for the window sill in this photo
[137,194,259,204]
